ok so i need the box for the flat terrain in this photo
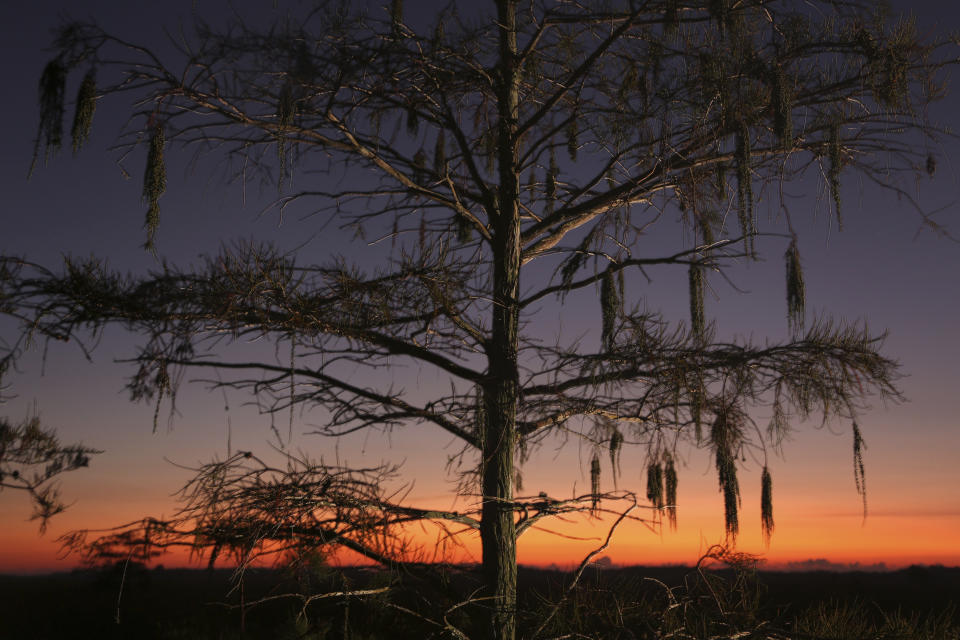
[1,563,957,638]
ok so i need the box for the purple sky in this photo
[1,0,959,571]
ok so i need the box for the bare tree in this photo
[2,1,955,638]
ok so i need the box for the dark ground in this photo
[1,563,957,639]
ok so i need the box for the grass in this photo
[1,561,958,639]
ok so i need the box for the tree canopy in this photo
[3,1,955,638]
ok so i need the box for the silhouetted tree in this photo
[3,1,955,638]
[0,411,100,532]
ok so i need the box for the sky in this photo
[1,0,959,574]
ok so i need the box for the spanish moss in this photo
[601,268,619,351]
[689,264,705,340]
[590,452,601,514]
[874,23,913,109]
[828,120,843,229]
[771,63,793,150]
[546,149,558,215]
[142,124,167,251]
[735,122,754,255]
[785,241,805,334]
[691,387,703,442]
[712,407,741,539]
[30,59,66,175]
[485,129,496,175]
[406,103,419,137]
[609,428,623,487]
[71,69,97,155]
[277,83,294,185]
[413,148,427,184]
[475,386,486,453]
[853,421,867,520]
[697,210,716,247]
[665,452,678,530]
[714,162,726,199]
[277,83,295,128]
[761,465,774,546]
[646,461,663,510]
[456,213,472,244]
[719,452,739,539]
[566,116,579,162]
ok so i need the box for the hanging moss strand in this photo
[761,466,774,546]
[413,148,427,184]
[853,422,867,519]
[646,461,664,510]
[277,83,295,187]
[566,116,579,162]
[785,241,805,334]
[600,268,619,351]
[546,149,558,215]
[590,452,601,514]
[698,211,716,248]
[735,122,754,256]
[691,388,703,442]
[828,120,843,229]
[771,64,793,150]
[665,453,678,530]
[485,129,496,175]
[475,386,486,453]
[142,124,167,251]
[456,213,472,243]
[714,163,726,199]
[689,264,705,341]
[712,410,741,539]
[406,103,419,137]
[718,450,739,538]
[609,429,623,487]
[31,59,67,175]
[71,69,97,155]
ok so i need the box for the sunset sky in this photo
[1,0,958,574]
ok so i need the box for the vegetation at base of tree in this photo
[1,552,959,639]
[3,1,957,639]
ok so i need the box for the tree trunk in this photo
[480,3,520,640]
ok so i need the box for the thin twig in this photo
[530,499,637,639]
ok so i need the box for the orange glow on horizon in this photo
[5,501,959,574]
[4,420,958,574]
